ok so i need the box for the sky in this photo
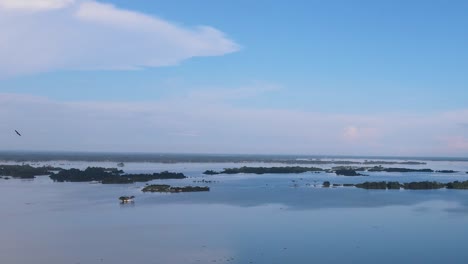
[0,0,467,157]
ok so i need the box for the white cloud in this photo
[0,0,239,77]
[0,0,73,11]
[1,91,468,156]
[342,125,379,144]
[343,126,359,141]
[444,136,468,152]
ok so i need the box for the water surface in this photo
[1,160,468,263]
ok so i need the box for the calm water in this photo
[1,159,468,263]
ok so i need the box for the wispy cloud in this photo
[2,90,468,156]
[168,131,200,137]
[0,0,239,77]
[178,82,281,102]
[459,123,468,129]
[0,0,74,11]
[443,136,468,152]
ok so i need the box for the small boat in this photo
[119,196,135,203]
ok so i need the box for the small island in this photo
[203,166,323,175]
[193,179,218,183]
[50,167,186,184]
[354,181,446,190]
[323,180,468,190]
[330,166,462,176]
[367,166,433,173]
[203,165,446,177]
[0,164,59,179]
[142,184,209,193]
[334,168,365,176]
[362,160,426,165]
[203,170,219,175]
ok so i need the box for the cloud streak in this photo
[0,0,239,77]
[1,90,468,157]
[0,0,74,11]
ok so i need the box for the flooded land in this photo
[2,154,468,264]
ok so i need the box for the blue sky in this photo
[0,0,467,156]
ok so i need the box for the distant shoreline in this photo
[0,151,466,163]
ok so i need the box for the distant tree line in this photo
[204,166,323,175]
[50,167,186,184]
[0,164,58,179]
[326,180,468,190]
[142,184,209,192]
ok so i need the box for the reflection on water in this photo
[1,161,468,263]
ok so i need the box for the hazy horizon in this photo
[1,150,468,162]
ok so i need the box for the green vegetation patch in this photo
[367,166,433,173]
[330,180,468,190]
[142,184,209,193]
[334,169,365,176]
[50,167,186,184]
[204,166,323,175]
[0,164,57,179]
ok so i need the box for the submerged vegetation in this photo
[367,166,433,173]
[325,180,468,190]
[402,181,446,190]
[142,184,209,193]
[3,161,468,195]
[203,165,455,177]
[328,165,460,176]
[354,181,388,189]
[0,164,58,179]
[362,160,425,165]
[203,170,219,175]
[203,166,323,175]
[334,169,365,176]
[50,167,119,183]
[49,167,186,184]
[50,167,122,182]
[102,172,186,184]
[446,181,468,189]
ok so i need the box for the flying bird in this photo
[15,130,21,136]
